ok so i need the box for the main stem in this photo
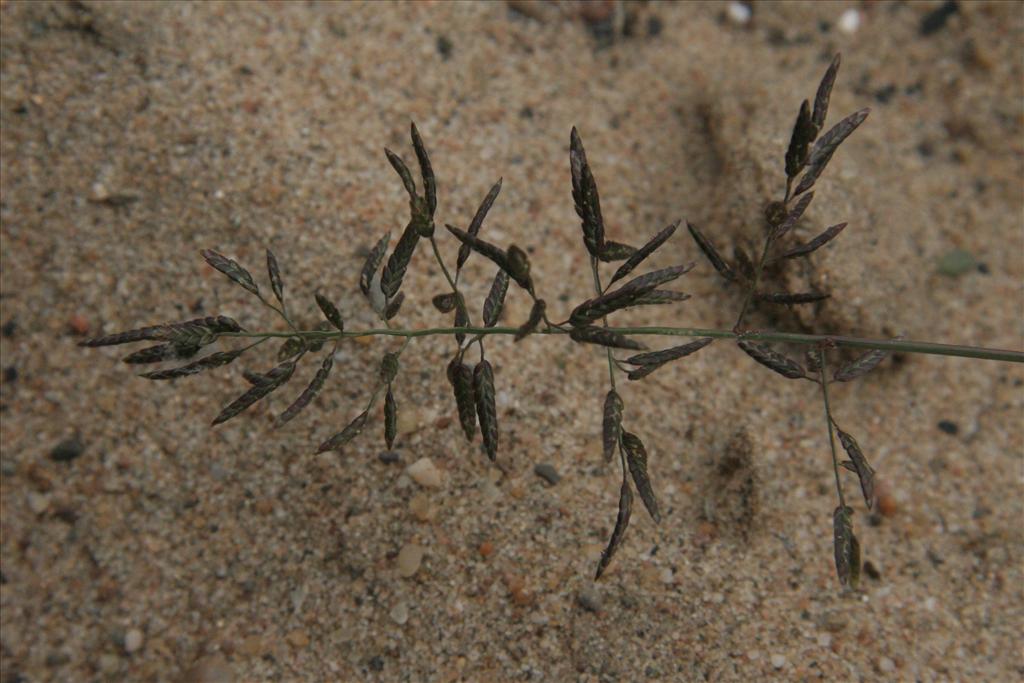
[590,256,618,389]
[223,327,1024,364]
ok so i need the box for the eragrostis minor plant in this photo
[80,55,1023,584]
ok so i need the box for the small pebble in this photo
[937,249,975,277]
[878,656,896,673]
[68,314,90,335]
[646,16,663,37]
[180,655,235,683]
[504,574,533,606]
[378,450,401,464]
[406,457,443,488]
[576,587,601,613]
[726,1,751,25]
[875,479,898,517]
[99,653,120,673]
[435,35,453,60]
[863,560,882,580]
[408,493,437,523]
[837,8,860,34]
[937,419,959,435]
[45,652,70,667]
[124,628,144,654]
[286,629,309,648]
[50,436,85,462]
[28,491,50,515]
[396,543,425,577]
[238,635,263,657]
[396,408,418,435]
[533,463,561,485]
[390,601,409,625]
[770,654,787,669]
[920,0,959,36]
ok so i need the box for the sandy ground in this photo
[1,1,1022,681]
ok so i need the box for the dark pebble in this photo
[3,366,17,383]
[436,35,453,60]
[1,320,15,338]
[646,16,663,37]
[533,463,561,485]
[873,84,897,104]
[368,655,384,672]
[920,0,958,36]
[937,420,959,435]
[50,436,85,462]
[576,587,601,613]
[378,450,401,464]
[862,560,882,580]
[585,19,615,47]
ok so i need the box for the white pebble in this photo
[837,8,860,34]
[770,654,787,669]
[878,656,896,673]
[390,601,409,625]
[817,633,832,648]
[124,628,144,654]
[726,1,751,25]
[27,492,49,515]
[407,457,443,488]
[396,543,425,577]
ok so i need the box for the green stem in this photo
[430,236,459,295]
[734,236,774,332]
[221,327,1024,363]
[818,349,846,508]
[590,256,617,390]
[256,292,298,333]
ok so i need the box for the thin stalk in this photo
[818,349,845,508]
[430,236,459,295]
[220,327,1024,364]
[430,234,480,356]
[256,292,298,334]
[590,256,617,390]
[734,236,774,332]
